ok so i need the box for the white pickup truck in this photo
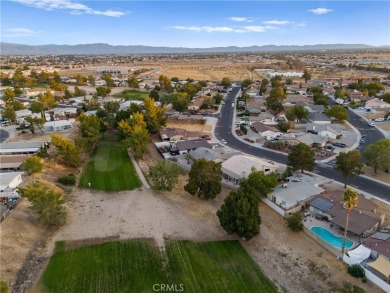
[231,102,235,108]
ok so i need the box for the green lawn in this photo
[38,239,277,293]
[166,240,277,293]
[114,90,150,101]
[79,135,141,191]
[39,239,167,293]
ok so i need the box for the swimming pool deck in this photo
[303,214,360,256]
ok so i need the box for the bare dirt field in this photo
[0,199,48,285]
[151,63,251,81]
[8,127,79,143]
[59,69,94,77]
[165,121,212,133]
[363,166,390,184]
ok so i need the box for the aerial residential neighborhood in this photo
[0,1,390,293]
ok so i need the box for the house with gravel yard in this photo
[221,155,282,186]
[306,123,342,139]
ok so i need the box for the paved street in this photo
[214,87,390,201]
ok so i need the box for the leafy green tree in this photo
[2,106,16,122]
[239,169,278,200]
[148,161,184,191]
[149,89,160,101]
[288,143,315,173]
[285,78,293,85]
[88,75,96,86]
[294,105,309,121]
[118,112,150,159]
[184,158,222,199]
[287,213,303,232]
[242,79,252,88]
[270,75,283,88]
[347,265,365,278]
[172,92,190,112]
[18,181,67,226]
[74,86,86,97]
[259,78,269,95]
[217,190,261,240]
[213,93,223,104]
[335,88,346,100]
[326,105,349,121]
[364,139,390,174]
[30,101,44,118]
[104,101,120,114]
[341,189,359,253]
[78,114,102,145]
[127,76,139,89]
[381,93,390,104]
[303,69,311,82]
[277,121,289,132]
[64,89,73,99]
[143,97,167,133]
[220,77,231,87]
[102,74,115,88]
[25,116,45,134]
[334,151,364,188]
[0,280,9,293]
[96,86,111,97]
[23,156,43,176]
[38,91,56,120]
[285,106,297,122]
[51,133,81,167]
[3,88,15,104]
[171,76,179,83]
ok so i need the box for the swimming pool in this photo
[311,226,353,249]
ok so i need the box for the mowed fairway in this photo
[79,135,141,191]
[38,239,167,293]
[38,240,277,293]
[166,240,277,293]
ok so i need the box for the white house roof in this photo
[44,120,72,127]
[0,141,44,154]
[221,155,279,179]
[0,172,23,190]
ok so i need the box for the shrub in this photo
[36,148,49,158]
[58,173,77,186]
[348,264,365,278]
[277,121,289,133]
[0,280,9,293]
[361,277,367,283]
[287,213,303,232]
[240,124,248,135]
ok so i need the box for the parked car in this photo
[332,142,346,148]
[359,139,366,145]
[220,139,227,144]
[325,145,335,151]
[356,114,362,118]
[368,122,375,127]
[375,118,384,122]
[201,135,211,140]
[361,135,366,140]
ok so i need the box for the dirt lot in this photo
[151,63,251,81]
[166,121,212,133]
[8,127,79,143]
[363,166,390,184]
[0,199,48,286]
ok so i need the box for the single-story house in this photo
[305,104,325,113]
[363,225,390,259]
[159,128,201,141]
[188,147,216,161]
[365,98,390,109]
[119,100,144,111]
[276,133,301,146]
[307,112,331,124]
[170,139,212,155]
[15,109,32,119]
[0,172,23,198]
[296,133,326,147]
[308,190,381,237]
[268,173,325,212]
[306,123,342,139]
[221,155,281,186]
[44,120,73,132]
[0,141,45,155]
[0,155,29,171]
[251,122,280,138]
[24,88,54,97]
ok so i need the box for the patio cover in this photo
[368,255,390,280]
[347,245,371,263]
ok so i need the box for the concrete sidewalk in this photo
[127,150,150,189]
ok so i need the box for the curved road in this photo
[214,87,390,201]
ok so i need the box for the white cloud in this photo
[228,17,254,23]
[12,0,126,17]
[294,22,307,27]
[171,25,276,33]
[263,20,290,25]
[2,27,39,37]
[308,8,333,15]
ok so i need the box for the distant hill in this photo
[0,42,377,55]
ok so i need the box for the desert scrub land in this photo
[78,134,141,191]
[37,239,277,293]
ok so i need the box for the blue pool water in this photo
[311,227,353,249]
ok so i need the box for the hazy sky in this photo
[1,1,389,47]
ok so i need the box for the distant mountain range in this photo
[0,42,384,55]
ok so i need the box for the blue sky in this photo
[1,1,389,47]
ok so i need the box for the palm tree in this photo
[184,153,193,164]
[341,188,359,253]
